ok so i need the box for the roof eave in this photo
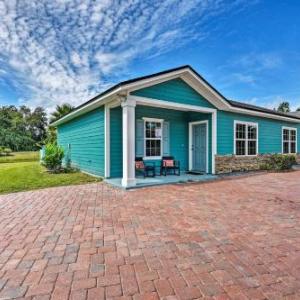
[50,87,122,127]
[225,106,300,123]
[50,65,300,126]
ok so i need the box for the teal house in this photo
[52,66,300,188]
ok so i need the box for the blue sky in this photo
[0,0,299,112]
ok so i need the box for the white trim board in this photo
[189,120,209,174]
[130,95,217,114]
[181,73,229,110]
[228,106,300,123]
[104,104,110,178]
[142,117,164,122]
[211,111,217,174]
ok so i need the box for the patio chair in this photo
[135,157,156,178]
[161,156,180,176]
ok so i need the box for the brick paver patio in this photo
[0,172,300,299]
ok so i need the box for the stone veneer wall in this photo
[215,154,300,174]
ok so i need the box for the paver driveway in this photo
[0,172,300,300]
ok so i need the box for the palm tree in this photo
[277,101,290,113]
[50,103,74,123]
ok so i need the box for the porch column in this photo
[121,97,136,187]
[211,110,217,174]
[104,104,110,178]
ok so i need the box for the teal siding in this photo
[131,78,215,108]
[217,111,300,155]
[57,107,104,176]
[110,106,122,178]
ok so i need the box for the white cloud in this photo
[237,52,282,71]
[216,51,283,91]
[233,73,256,84]
[0,0,252,112]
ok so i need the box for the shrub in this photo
[42,143,64,172]
[0,146,11,156]
[3,148,12,156]
[261,154,296,171]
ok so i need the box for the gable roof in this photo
[71,65,200,112]
[51,65,300,126]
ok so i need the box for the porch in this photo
[105,94,217,188]
[105,172,218,189]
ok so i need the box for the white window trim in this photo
[282,126,297,154]
[143,117,164,160]
[142,117,164,122]
[234,120,259,156]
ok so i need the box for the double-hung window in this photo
[234,121,258,156]
[282,127,297,154]
[144,119,163,158]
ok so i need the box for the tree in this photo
[296,107,300,112]
[50,104,74,124]
[28,107,48,142]
[0,105,47,151]
[46,103,74,145]
[277,102,290,113]
[44,127,57,145]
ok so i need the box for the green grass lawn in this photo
[0,161,101,194]
[0,151,39,163]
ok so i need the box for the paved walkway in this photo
[0,171,300,299]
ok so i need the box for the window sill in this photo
[234,154,258,157]
[143,156,162,160]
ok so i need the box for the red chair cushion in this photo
[163,159,174,167]
[135,161,144,169]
